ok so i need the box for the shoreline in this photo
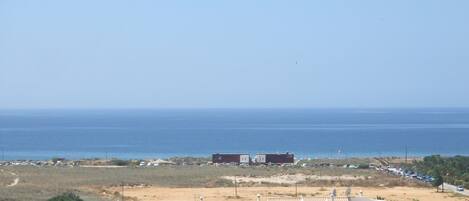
[1,151,467,161]
[0,154,427,162]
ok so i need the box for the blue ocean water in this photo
[0,108,468,160]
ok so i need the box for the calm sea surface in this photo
[0,108,468,160]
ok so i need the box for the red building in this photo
[212,153,250,164]
[255,152,294,164]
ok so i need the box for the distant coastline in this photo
[0,151,467,161]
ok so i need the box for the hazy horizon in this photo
[2,0,469,109]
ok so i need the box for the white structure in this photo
[146,159,175,166]
[255,154,266,163]
[240,154,250,164]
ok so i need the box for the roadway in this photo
[442,183,468,196]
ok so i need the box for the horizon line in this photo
[1,106,469,110]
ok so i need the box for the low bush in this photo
[47,192,83,201]
[357,164,370,169]
[110,159,130,166]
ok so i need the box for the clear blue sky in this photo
[1,0,468,109]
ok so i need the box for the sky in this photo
[1,0,469,109]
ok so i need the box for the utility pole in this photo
[0,132,4,161]
[234,176,238,197]
[295,183,298,197]
[121,182,125,201]
[405,145,408,164]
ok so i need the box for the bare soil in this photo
[105,186,469,201]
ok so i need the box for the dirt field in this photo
[0,163,466,201]
[0,165,397,201]
[106,186,469,201]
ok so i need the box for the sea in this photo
[0,108,468,160]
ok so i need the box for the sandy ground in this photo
[0,169,20,187]
[222,174,367,185]
[106,186,469,201]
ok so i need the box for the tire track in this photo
[1,169,20,187]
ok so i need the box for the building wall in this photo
[255,153,294,164]
[212,154,249,164]
[213,153,294,164]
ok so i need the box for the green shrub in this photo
[464,182,469,189]
[357,164,370,169]
[48,192,83,201]
[110,159,130,166]
[0,198,18,201]
[454,180,464,186]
